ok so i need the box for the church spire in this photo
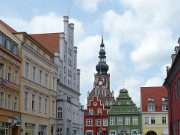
[96,36,109,75]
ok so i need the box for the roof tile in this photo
[30,33,60,54]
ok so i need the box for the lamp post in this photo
[8,117,12,135]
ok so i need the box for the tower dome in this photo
[96,37,109,75]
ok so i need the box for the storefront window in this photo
[0,123,8,135]
[25,123,35,135]
[38,125,47,135]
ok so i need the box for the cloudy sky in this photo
[1,0,180,107]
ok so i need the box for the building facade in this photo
[14,31,58,135]
[87,39,115,110]
[141,87,168,135]
[0,20,22,135]
[163,38,180,135]
[31,16,84,135]
[108,89,141,135]
[84,96,108,135]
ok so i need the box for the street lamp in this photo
[0,63,4,69]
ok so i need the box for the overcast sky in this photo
[1,0,180,107]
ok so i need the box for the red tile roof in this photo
[30,33,60,54]
[0,20,17,33]
[141,86,168,112]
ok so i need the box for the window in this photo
[37,47,40,53]
[39,96,42,113]
[178,78,180,96]
[110,117,115,125]
[103,119,108,126]
[0,92,4,108]
[0,64,5,78]
[162,103,168,111]
[52,77,56,90]
[96,119,101,126]
[151,117,155,124]
[52,100,55,116]
[127,101,130,105]
[14,70,19,84]
[86,131,93,135]
[32,94,35,111]
[117,117,123,125]
[32,66,36,82]
[14,97,18,111]
[38,125,47,135]
[25,62,29,79]
[98,108,102,114]
[125,117,130,125]
[57,128,63,135]
[25,123,35,135]
[24,91,28,110]
[110,131,116,135]
[7,94,11,110]
[162,117,167,124]
[89,108,93,115]
[57,107,63,119]
[162,97,168,101]
[145,117,149,124]
[133,117,138,125]
[0,34,4,45]
[86,119,93,126]
[39,70,42,85]
[6,39,11,51]
[45,98,48,115]
[43,52,46,57]
[148,103,155,111]
[8,67,12,81]
[45,73,49,88]
[148,98,154,102]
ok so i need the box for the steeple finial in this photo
[68,8,70,17]
[102,30,103,44]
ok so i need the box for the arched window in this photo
[57,107,63,119]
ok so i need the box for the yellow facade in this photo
[142,113,168,135]
[0,24,22,135]
[14,32,58,135]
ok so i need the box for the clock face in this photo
[98,81,103,85]
[93,102,97,106]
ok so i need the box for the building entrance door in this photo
[146,131,157,135]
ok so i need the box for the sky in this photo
[1,0,180,107]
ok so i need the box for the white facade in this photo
[55,16,83,135]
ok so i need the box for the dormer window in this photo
[148,103,155,112]
[148,98,154,102]
[162,103,168,111]
[162,97,168,101]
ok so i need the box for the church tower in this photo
[87,38,115,109]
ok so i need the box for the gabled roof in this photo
[141,86,168,112]
[30,33,60,54]
[0,20,17,33]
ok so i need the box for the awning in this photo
[163,130,169,135]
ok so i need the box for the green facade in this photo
[108,89,141,135]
